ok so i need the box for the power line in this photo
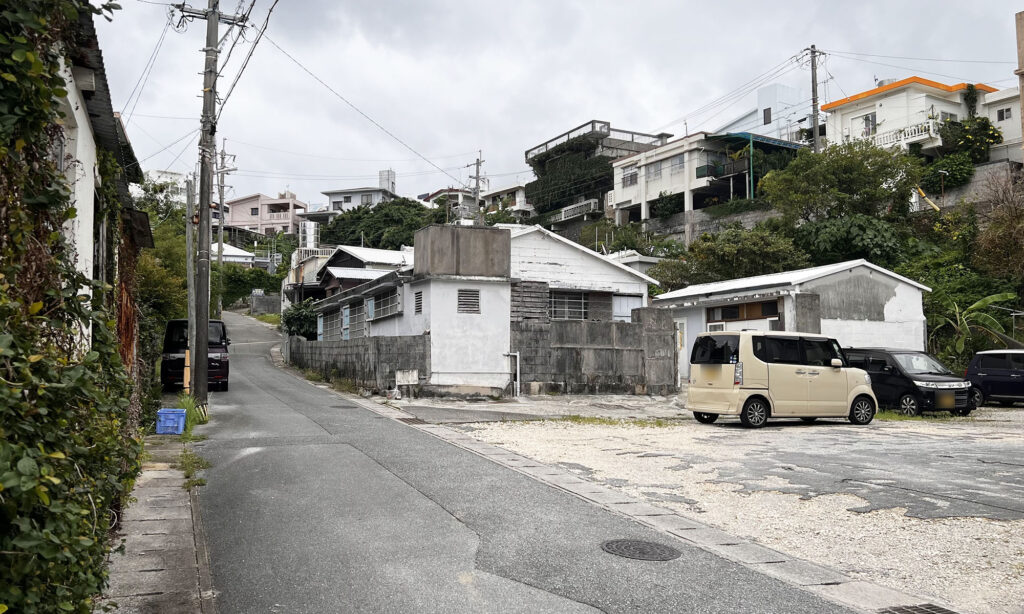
[262,32,471,191]
[228,138,479,163]
[822,49,1015,65]
[128,128,200,169]
[217,0,277,120]
[217,0,256,76]
[826,51,1013,87]
[120,18,171,127]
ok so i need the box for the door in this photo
[978,354,1013,398]
[802,338,848,416]
[867,354,906,407]
[764,336,806,416]
[1009,354,1024,399]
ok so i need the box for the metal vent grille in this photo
[877,605,962,614]
[414,291,423,314]
[601,539,680,561]
[457,289,480,314]
[398,417,427,425]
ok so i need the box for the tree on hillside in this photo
[320,197,444,249]
[647,225,810,291]
[759,140,922,223]
[579,219,685,258]
[793,213,908,268]
[975,171,1024,284]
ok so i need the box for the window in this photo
[549,291,588,320]
[709,305,740,321]
[457,289,481,314]
[361,194,373,205]
[348,302,365,339]
[1011,353,1024,369]
[764,336,801,364]
[763,107,772,125]
[414,291,423,314]
[343,195,352,203]
[670,154,685,175]
[857,112,877,137]
[622,164,638,187]
[645,160,662,182]
[691,334,739,365]
[978,354,1010,370]
[371,289,400,319]
[323,309,342,341]
[802,338,841,366]
[707,323,725,332]
[761,301,779,317]
[845,351,867,370]
[250,207,258,216]
[940,111,958,123]
[998,107,1013,122]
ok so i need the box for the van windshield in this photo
[691,335,739,364]
[893,352,951,375]
[163,321,227,352]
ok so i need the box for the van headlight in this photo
[914,380,939,389]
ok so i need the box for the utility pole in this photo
[1015,12,1024,161]
[809,44,820,153]
[185,175,196,394]
[177,0,246,407]
[471,151,485,225]
[215,138,236,317]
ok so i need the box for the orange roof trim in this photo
[821,76,997,111]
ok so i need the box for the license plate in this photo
[937,392,955,409]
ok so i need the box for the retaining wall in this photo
[286,334,430,392]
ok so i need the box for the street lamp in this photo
[937,169,949,207]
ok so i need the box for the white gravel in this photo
[464,417,1024,614]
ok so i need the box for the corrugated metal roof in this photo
[654,259,930,303]
[324,267,389,281]
[337,245,414,266]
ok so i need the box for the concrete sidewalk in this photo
[102,436,214,613]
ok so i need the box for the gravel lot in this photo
[460,407,1024,614]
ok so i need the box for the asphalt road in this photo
[195,312,858,613]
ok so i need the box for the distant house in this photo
[225,191,307,235]
[654,260,930,383]
[212,243,256,268]
[321,169,399,214]
[482,185,534,219]
[282,243,413,305]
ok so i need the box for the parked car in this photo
[159,319,231,391]
[966,349,1024,407]
[688,331,876,428]
[845,348,973,416]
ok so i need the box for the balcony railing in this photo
[548,199,601,224]
[267,211,292,221]
[871,120,938,148]
[695,158,748,179]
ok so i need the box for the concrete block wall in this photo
[286,334,430,392]
[250,293,280,315]
[512,308,676,395]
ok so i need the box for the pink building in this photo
[224,191,307,235]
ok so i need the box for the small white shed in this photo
[654,259,930,382]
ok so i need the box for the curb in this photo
[190,486,217,614]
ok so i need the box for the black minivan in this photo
[846,348,974,416]
[159,319,230,391]
[966,350,1024,407]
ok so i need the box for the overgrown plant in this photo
[1,2,143,612]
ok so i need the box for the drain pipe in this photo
[505,352,520,397]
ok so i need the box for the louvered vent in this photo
[457,289,480,314]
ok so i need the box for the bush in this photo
[282,298,318,339]
[921,152,974,194]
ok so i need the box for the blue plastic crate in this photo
[156,408,186,435]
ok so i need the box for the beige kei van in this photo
[687,331,877,428]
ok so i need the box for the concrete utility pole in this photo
[185,175,196,393]
[177,0,246,407]
[809,44,820,153]
[1015,12,1024,160]
[215,139,236,317]
[471,151,485,225]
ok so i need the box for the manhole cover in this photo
[398,417,427,425]
[877,605,962,614]
[601,539,681,561]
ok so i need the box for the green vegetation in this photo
[283,298,318,340]
[525,136,614,214]
[548,415,680,428]
[921,151,974,194]
[875,411,959,422]
[320,197,446,249]
[178,392,209,440]
[699,197,771,219]
[579,219,685,258]
[176,450,211,490]
[0,2,147,611]
[255,312,282,327]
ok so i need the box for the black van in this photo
[159,319,230,391]
[846,348,973,416]
[966,350,1024,407]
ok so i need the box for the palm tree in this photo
[930,292,1018,354]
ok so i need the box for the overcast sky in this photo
[95,1,1020,209]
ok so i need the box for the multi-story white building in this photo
[821,76,1003,154]
[717,83,816,143]
[322,170,399,214]
[482,185,534,219]
[982,86,1022,163]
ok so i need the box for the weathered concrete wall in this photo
[286,334,430,392]
[512,306,676,395]
[511,280,549,321]
[414,224,511,278]
[793,293,821,334]
[643,207,780,244]
[250,293,280,315]
[939,160,1019,209]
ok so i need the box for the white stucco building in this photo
[654,260,930,383]
[716,83,816,143]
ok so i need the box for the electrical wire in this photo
[217,0,277,120]
[822,49,1015,65]
[127,128,200,169]
[826,51,1012,87]
[218,0,257,76]
[121,18,171,127]
[228,139,480,163]
[262,32,472,191]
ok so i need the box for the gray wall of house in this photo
[285,334,430,392]
[250,293,280,315]
[414,224,511,278]
[939,159,1017,211]
[511,307,676,395]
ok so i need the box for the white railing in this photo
[872,120,937,148]
[266,211,292,221]
[548,199,601,223]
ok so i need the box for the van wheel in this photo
[693,412,718,424]
[898,394,920,416]
[970,387,984,408]
[740,398,769,428]
[849,396,876,425]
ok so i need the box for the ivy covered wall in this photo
[525,137,615,214]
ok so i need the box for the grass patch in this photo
[552,415,680,428]
[875,410,957,422]
[177,392,209,438]
[254,313,281,327]
[176,450,211,490]
[331,377,359,394]
[303,368,325,382]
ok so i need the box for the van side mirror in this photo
[226,338,231,346]
[882,364,892,373]
[830,358,843,368]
